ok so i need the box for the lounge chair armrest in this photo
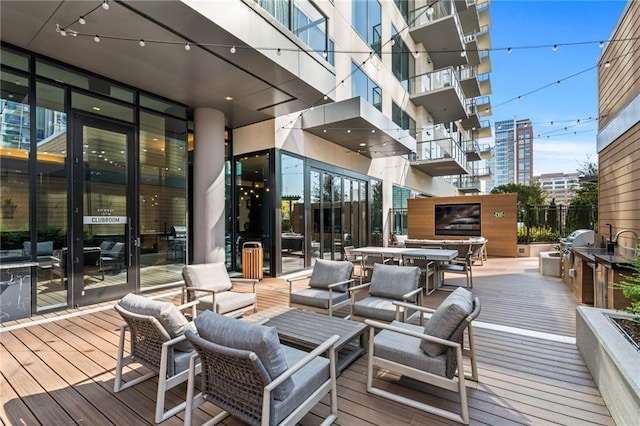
[230,278,258,292]
[348,282,371,292]
[163,333,188,348]
[183,286,217,294]
[392,301,436,314]
[327,279,354,289]
[266,334,339,390]
[402,287,423,300]
[286,275,311,285]
[364,319,460,349]
[177,300,199,319]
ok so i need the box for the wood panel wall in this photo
[598,1,640,249]
[598,122,640,248]
[407,193,518,257]
[598,2,640,130]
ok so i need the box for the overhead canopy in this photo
[302,97,416,158]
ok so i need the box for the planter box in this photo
[576,306,640,426]
[517,243,556,258]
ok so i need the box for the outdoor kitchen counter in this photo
[572,248,636,310]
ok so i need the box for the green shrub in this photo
[617,243,640,318]
[517,226,561,243]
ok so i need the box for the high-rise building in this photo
[535,172,580,204]
[0,0,492,318]
[488,118,533,190]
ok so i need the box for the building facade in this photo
[534,172,580,205]
[597,0,640,250]
[488,117,532,190]
[0,0,492,320]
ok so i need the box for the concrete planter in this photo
[517,243,557,257]
[576,306,640,425]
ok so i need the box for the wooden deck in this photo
[0,257,614,425]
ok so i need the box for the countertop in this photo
[573,248,636,270]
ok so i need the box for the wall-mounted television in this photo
[435,203,481,236]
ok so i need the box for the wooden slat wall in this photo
[598,122,640,248]
[598,1,640,130]
[407,193,518,257]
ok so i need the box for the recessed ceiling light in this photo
[224,96,233,101]
[92,106,101,111]
[359,143,366,147]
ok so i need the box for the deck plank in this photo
[0,257,615,425]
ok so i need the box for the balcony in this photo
[476,165,492,179]
[463,32,481,66]
[455,175,482,193]
[408,2,467,69]
[463,139,482,161]
[479,50,492,74]
[471,119,492,140]
[409,137,469,176]
[409,68,467,124]
[479,141,492,159]
[479,72,492,95]
[458,1,481,34]
[459,66,481,98]
[460,98,480,130]
[476,96,492,117]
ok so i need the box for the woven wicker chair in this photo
[184,311,339,426]
[114,294,201,423]
[365,288,481,424]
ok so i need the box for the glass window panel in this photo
[371,179,382,246]
[37,59,134,103]
[139,111,188,289]
[140,94,187,119]
[72,91,134,123]
[310,170,321,260]
[1,46,29,71]
[280,153,304,274]
[1,70,31,265]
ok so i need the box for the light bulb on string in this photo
[460,50,466,57]
[184,42,191,51]
[426,6,434,15]
[322,50,328,58]
[139,39,145,47]
[102,0,109,10]
[599,41,604,48]
[230,45,236,54]
[78,16,86,25]
[276,48,281,56]
[507,47,512,54]
[415,50,420,58]
[604,61,611,68]
[93,35,100,43]
[552,44,558,52]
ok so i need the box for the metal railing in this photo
[412,137,467,170]
[409,67,466,109]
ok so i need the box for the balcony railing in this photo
[409,0,457,28]
[413,137,467,167]
[458,66,478,80]
[409,67,465,104]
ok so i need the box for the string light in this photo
[277,48,281,56]
[230,45,236,54]
[507,47,512,54]
[184,42,191,51]
[552,44,558,51]
[93,35,100,43]
[139,39,145,47]
[604,61,611,68]
[78,16,86,25]
[101,0,109,10]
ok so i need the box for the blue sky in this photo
[488,0,627,175]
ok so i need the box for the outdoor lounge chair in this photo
[287,259,354,317]
[113,293,201,423]
[365,287,481,424]
[182,262,257,317]
[440,252,473,289]
[184,311,339,426]
[349,263,421,323]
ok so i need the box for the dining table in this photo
[350,246,459,291]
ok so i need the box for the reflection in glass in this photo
[281,154,304,274]
[371,179,383,246]
[35,82,68,311]
[310,171,321,261]
[236,153,271,275]
[139,112,188,289]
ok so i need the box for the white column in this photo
[193,108,226,264]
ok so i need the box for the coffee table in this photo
[262,308,368,374]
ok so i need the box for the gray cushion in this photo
[352,296,401,322]
[182,263,233,296]
[308,259,353,292]
[118,293,194,351]
[271,345,330,425]
[290,288,349,310]
[369,263,420,302]
[374,321,449,378]
[194,311,294,400]
[195,290,256,315]
[420,287,474,357]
